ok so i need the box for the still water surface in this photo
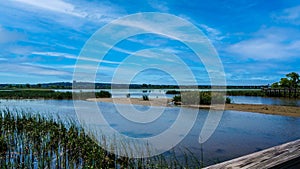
[229,96,300,106]
[0,99,299,166]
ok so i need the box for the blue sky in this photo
[0,0,299,85]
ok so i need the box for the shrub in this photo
[225,97,231,104]
[95,91,112,98]
[173,95,181,102]
[166,90,180,94]
[142,95,149,101]
[173,91,230,105]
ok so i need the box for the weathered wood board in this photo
[204,139,300,169]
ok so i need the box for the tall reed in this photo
[0,109,204,168]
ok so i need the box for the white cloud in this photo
[175,15,226,43]
[199,24,225,41]
[0,25,25,43]
[12,0,123,23]
[127,36,169,47]
[113,14,204,43]
[100,42,183,64]
[13,0,87,17]
[225,27,300,60]
[0,62,71,76]
[32,51,78,60]
[148,0,169,12]
[32,51,120,64]
[274,5,300,25]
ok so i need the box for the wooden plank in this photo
[204,139,300,169]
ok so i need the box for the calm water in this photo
[1,99,299,166]
[229,96,300,106]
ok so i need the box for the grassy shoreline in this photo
[0,110,203,168]
[0,90,111,100]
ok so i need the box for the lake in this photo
[0,98,299,166]
[229,96,300,106]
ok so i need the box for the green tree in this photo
[286,72,300,88]
[271,82,279,88]
[279,78,290,88]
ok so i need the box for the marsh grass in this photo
[226,90,265,96]
[0,109,204,168]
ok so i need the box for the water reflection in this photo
[229,96,300,106]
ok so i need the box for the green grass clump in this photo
[173,91,230,105]
[95,91,112,98]
[142,95,149,101]
[166,90,180,94]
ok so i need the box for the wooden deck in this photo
[204,139,300,169]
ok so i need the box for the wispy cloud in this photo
[0,62,71,77]
[113,14,203,43]
[0,26,32,57]
[274,5,300,25]
[148,0,169,12]
[32,51,120,64]
[0,25,26,43]
[175,15,226,43]
[199,24,226,42]
[13,0,123,23]
[127,36,169,47]
[13,0,86,17]
[100,42,183,64]
[225,27,300,60]
[32,52,78,60]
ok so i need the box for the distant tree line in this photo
[0,90,111,100]
[1,82,266,90]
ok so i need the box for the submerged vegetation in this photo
[0,110,204,168]
[0,90,111,100]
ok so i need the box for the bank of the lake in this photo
[87,98,300,117]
